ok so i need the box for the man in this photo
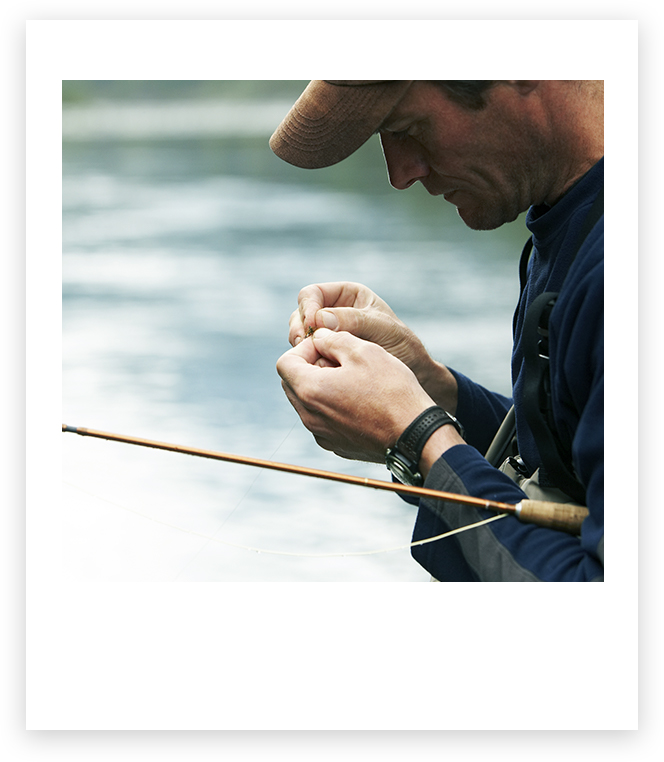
[270,80,604,581]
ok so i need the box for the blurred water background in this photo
[61,80,528,581]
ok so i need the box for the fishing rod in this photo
[62,424,589,535]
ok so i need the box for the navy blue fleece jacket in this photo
[410,159,604,581]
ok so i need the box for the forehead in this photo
[378,82,454,128]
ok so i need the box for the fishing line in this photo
[171,420,299,578]
[218,422,300,525]
[61,478,506,559]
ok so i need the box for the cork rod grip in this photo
[516,499,589,535]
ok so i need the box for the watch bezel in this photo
[385,447,423,487]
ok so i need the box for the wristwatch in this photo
[385,405,465,487]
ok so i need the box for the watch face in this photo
[386,449,423,487]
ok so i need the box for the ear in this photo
[508,80,541,96]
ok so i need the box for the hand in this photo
[290,282,416,361]
[276,328,436,463]
[288,281,459,414]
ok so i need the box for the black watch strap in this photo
[394,405,464,462]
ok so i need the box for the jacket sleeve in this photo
[449,369,512,456]
[411,444,603,581]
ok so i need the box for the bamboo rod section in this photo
[62,424,588,535]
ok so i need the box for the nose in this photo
[379,133,430,190]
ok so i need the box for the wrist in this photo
[385,405,464,486]
[412,357,459,415]
[418,425,465,480]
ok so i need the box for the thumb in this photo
[311,326,367,364]
[316,307,368,335]
[316,307,401,352]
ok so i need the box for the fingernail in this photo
[320,310,338,330]
[293,336,302,346]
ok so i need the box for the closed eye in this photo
[377,119,425,142]
[377,127,412,141]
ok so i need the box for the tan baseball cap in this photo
[269,80,414,169]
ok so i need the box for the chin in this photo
[456,203,517,232]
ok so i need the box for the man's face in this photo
[378,81,548,231]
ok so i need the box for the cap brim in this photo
[269,80,414,169]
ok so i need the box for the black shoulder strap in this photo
[512,237,534,337]
[520,187,604,504]
[521,292,587,503]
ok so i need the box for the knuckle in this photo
[298,283,319,303]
